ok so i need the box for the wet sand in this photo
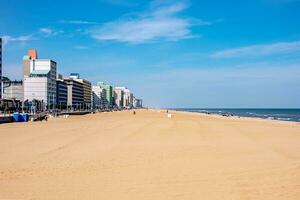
[0,109,300,200]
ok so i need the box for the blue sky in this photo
[1,0,300,108]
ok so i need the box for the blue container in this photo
[13,112,20,122]
[19,114,28,122]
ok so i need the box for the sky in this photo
[1,0,300,108]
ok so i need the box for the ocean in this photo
[172,108,300,122]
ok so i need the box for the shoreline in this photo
[164,108,300,124]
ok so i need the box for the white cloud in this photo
[211,40,300,58]
[1,28,62,46]
[89,2,206,44]
[75,45,89,49]
[39,28,53,34]
[1,35,32,45]
[39,28,64,37]
[59,20,99,25]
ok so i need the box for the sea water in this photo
[173,108,300,122]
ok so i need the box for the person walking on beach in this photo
[133,110,136,115]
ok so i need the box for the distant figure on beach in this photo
[167,110,169,113]
[133,111,136,115]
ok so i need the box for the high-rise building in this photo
[22,55,31,79]
[98,81,113,106]
[56,75,68,108]
[123,88,133,108]
[23,59,57,109]
[133,96,143,108]
[3,81,23,100]
[113,87,133,108]
[114,87,124,108]
[63,78,84,108]
[92,86,106,109]
[23,49,38,79]
[70,73,91,107]
[0,37,2,99]
[23,50,57,109]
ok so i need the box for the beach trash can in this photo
[19,113,28,122]
[13,112,20,122]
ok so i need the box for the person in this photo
[167,110,169,113]
[133,111,136,115]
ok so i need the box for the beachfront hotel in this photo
[92,85,106,109]
[23,50,57,109]
[63,77,84,109]
[98,81,113,107]
[69,73,92,108]
[133,96,143,108]
[113,87,124,108]
[56,74,68,108]
[113,86,136,108]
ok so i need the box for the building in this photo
[0,37,2,99]
[23,61,57,109]
[56,74,67,108]
[57,80,67,107]
[114,87,124,108]
[98,81,113,106]
[23,49,38,79]
[63,78,84,108]
[123,88,133,108]
[23,51,57,109]
[92,86,106,109]
[113,87,134,108]
[133,96,143,108]
[3,80,23,101]
[23,60,57,109]
[70,73,91,108]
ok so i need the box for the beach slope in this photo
[0,110,300,199]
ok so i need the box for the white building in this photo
[133,96,143,108]
[3,81,24,100]
[23,59,57,109]
[92,86,106,109]
[114,87,133,108]
[123,88,133,108]
[113,87,124,108]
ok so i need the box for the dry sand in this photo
[0,109,300,200]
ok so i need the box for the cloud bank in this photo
[89,2,206,44]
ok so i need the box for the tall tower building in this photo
[98,81,113,106]
[23,49,57,109]
[69,73,92,107]
[22,55,31,78]
[23,49,38,79]
[0,37,2,99]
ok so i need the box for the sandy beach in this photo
[0,109,300,200]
